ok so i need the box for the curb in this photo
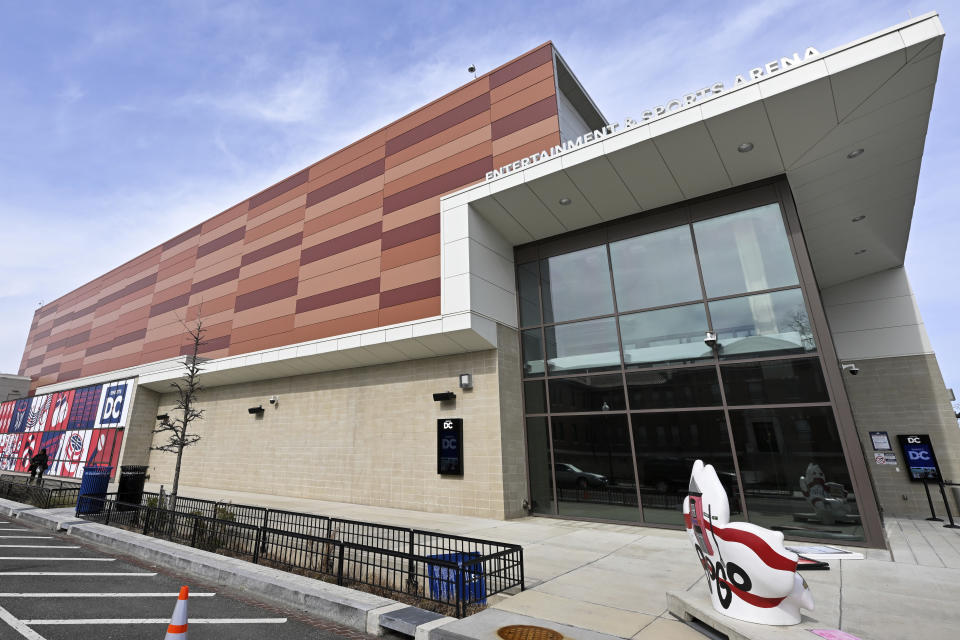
[0,498,457,637]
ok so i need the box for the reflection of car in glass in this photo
[641,457,742,512]
[554,463,609,489]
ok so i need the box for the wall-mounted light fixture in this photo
[704,331,719,349]
[459,373,473,390]
[156,413,169,422]
[432,392,456,402]
[248,406,265,415]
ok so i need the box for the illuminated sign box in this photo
[897,434,942,481]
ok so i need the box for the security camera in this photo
[467,64,476,74]
[269,396,277,405]
[704,331,718,348]
[842,363,860,376]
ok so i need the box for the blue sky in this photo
[1,1,957,393]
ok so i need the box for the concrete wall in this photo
[822,267,960,517]
[120,386,160,469]
[0,375,29,402]
[146,344,518,518]
[840,354,960,517]
[496,324,527,518]
[821,267,932,361]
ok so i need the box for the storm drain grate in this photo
[497,625,564,640]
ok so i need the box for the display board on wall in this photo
[897,434,941,481]
[0,378,134,479]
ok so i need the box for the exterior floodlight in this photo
[704,331,718,348]
[248,406,265,415]
[433,391,456,402]
[459,373,473,390]
[156,413,169,422]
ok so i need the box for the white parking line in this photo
[0,537,52,540]
[0,545,79,549]
[0,603,45,640]
[0,592,217,598]
[0,528,28,531]
[0,571,157,578]
[0,558,115,561]
[23,617,287,624]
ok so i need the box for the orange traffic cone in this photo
[164,586,189,639]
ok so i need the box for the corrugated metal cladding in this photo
[21,44,563,388]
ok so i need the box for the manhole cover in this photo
[497,625,563,640]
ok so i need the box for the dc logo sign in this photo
[908,450,931,461]
[907,436,922,444]
[100,386,128,425]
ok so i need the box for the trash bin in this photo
[116,465,148,512]
[427,552,486,606]
[76,465,112,515]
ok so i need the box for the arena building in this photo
[5,13,955,547]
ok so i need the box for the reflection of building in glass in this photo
[12,14,958,549]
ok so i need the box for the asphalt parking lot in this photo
[0,514,373,639]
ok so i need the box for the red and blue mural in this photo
[0,378,134,479]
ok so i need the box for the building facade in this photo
[5,13,955,547]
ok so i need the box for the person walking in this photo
[28,448,49,486]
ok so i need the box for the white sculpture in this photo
[799,462,849,525]
[683,460,813,625]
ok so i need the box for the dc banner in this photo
[52,430,91,478]
[95,379,133,428]
[0,401,14,433]
[25,395,51,432]
[8,398,32,433]
[66,386,102,431]
[44,390,75,431]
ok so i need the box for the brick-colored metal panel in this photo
[20,44,561,387]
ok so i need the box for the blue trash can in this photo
[76,465,112,515]
[427,552,486,605]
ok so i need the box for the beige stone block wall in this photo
[845,353,960,517]
[496,324,528,518]
[146,342,520,518]
[117,386,160,468]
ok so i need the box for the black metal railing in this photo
[77,492,523,617]
[0,474,81,509]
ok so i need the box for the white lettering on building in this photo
[484,47,819,182]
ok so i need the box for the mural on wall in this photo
[0,378,134,479]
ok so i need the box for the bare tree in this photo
[153,318,206,511]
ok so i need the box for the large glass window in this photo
[518,191,865,541]
[722,358,829,405]
[521,329,545,377]
[551,414,640,521]
[619,304,710,367]
[728,407,862,541]
[517,262,541,327]
[627,367,721,409]
[710,288,815,359]
[694,204,799,297]
[545,318,621,375]
[610,225,702,311]
[549,374,626,413]
[631,411,739,526]
[526,417,554,515]
[541,246,614,322]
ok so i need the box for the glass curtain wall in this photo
[519,200,864,541]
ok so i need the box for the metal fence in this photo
[78,492,524,617]
[0,474,81,509]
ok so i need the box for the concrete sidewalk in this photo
[147,483,960,639]
[6,481,960,639]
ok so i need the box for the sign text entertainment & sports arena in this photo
[11,13,958,547]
